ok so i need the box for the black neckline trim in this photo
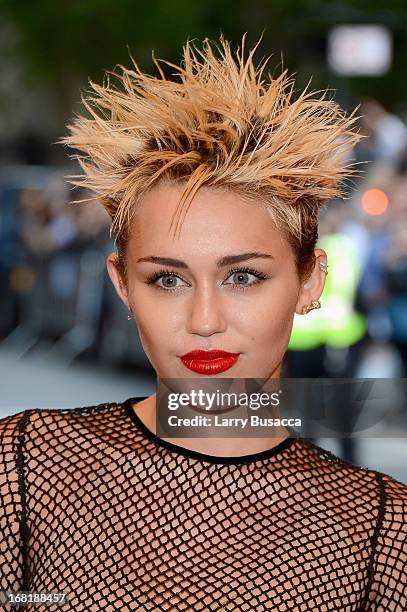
[122,396,299,465]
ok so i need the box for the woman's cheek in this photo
[135,305,178,355]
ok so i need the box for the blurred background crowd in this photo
[0,1,406,480]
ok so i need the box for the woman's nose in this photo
[186,285,227,336]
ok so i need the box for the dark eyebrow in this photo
[137,252,275,269]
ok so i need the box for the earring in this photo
[301,300,321,315]
[319,261,328,275]
[127,314,133,320]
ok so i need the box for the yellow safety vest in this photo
[288,233,367,350]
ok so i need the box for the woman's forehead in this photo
[128,182,282,242]
[125,189,289,266]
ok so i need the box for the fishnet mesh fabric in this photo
[0,397,406,611]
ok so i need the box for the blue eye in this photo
[223,267,269,289]
[225,271,258,286]
[157,274,187,289]
[145,270,189,291]
[145,266,270,292]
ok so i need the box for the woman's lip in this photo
[180,349,240,360]
[180,352,240,375]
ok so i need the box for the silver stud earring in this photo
[318,261,328,275]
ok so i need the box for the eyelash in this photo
[144,266,270,292]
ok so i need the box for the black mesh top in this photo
[1,396,406,611]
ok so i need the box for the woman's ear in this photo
[106,253,129,308]
[294,248,328,315]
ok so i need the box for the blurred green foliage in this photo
[1,0,407,128]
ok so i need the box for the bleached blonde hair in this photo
[59,34,364,284]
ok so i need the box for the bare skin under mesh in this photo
[1,397,406,611]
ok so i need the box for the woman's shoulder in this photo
[379,468,407,501]
[294,436,407,506]
[0,401,125,443]
[294,437,407,603]
[363,467,407,607]
[0,408,33,453]
[376,470,407,543]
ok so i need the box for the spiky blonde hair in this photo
[59,34,364,284]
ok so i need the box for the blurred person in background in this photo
[358,98,407,166]
[1,36,406,610]
[383,223,407,373]
[355,156,407,379]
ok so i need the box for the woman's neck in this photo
[129,393,290,457]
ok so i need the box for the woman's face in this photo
[107,181,325,378]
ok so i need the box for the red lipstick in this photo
[180,349,240,375]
